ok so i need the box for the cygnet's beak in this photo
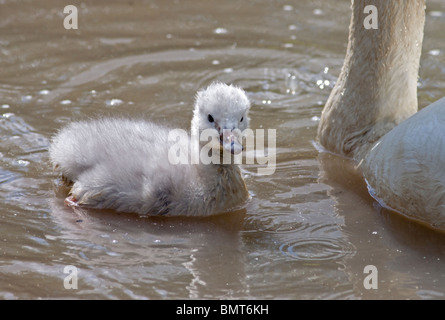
[221,129,243,155]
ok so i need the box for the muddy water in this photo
[1,0,445,299]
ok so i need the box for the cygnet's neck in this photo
[318,0,425,161]
[193,158,249,215]
[187,127,249,214]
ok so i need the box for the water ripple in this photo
[279,237,355,261]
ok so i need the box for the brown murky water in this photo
[1,0,445,299]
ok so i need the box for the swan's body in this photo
[362,97,445,227]
[317,0,445,229]
[49,82,250,216]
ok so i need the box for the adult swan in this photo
[317,0,445,230]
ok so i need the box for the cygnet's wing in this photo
[49,118,194,211]
[49,118,171,181]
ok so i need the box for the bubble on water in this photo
[213,27,228,35]
[311,116,320,122]
[285,73,298,94]
[283,5,293,11]
[316,79,330,89]
[313,8,324,15]
[1,112,15,118]
[211,60,220,65]
[429,49,440,56]
[60,99,72,105]
[223,68,233,73]
[429,11,443,17]
[38,89,50,95]
[21,95,32,103]
[14,159,30,166]
[1,104,10,109]
[106,98,123,106]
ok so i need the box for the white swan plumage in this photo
[317,0,445,229]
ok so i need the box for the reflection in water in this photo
[317,151,445,299]
[48,198,249,299]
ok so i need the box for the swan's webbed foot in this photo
[64,195,79,207]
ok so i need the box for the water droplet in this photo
[283,5,293,11]
[429,11,443,17]
[285,73,298,94]
[21,95,32,103]
[311,116,320,122]
[106,98,123,106]
[213,28,228,35]
[2,112,14,118]
[15,159,30,166]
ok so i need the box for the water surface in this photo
[1,0,445,299]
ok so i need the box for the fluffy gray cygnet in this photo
[49,82,251,216]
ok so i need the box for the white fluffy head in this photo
[191,82,250,154]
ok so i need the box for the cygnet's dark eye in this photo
[208,114,214,123]
[240,116,244,122]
